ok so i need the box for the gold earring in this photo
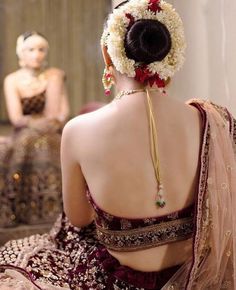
[102,66,114,96]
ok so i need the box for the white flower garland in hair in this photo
[101,0,186,85]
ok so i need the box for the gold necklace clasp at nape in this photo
[115,89,145,100]
[115,88,159,100]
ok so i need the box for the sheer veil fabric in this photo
[162,100,236,289]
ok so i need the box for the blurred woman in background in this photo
[0,31,69,227]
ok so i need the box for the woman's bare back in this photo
[71,91,201,271]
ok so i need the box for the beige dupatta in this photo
[162,100,236,289]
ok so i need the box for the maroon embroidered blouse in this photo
[21,93,46,115]
[87,189,194,252]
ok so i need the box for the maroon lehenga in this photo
[0,93,62,228]
[0,99,236,290]
[0,213,184,290]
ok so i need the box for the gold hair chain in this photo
[114,88,166,208]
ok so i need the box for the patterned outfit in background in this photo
[0,100,236,290]
[0,93,62,227]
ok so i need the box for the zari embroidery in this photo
[96,216,194,251]
[185,101,211,288]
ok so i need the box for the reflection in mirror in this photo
[0,30,68,230]
[0,0,110,243]
[0,0,111,122]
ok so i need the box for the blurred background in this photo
[167,0,236,117]
[0,0,235,127]
[0,0,110,126]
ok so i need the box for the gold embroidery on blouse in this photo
[96,216,194,251]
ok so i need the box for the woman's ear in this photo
[102,45,112,67]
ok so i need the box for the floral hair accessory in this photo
[101,0,186,87]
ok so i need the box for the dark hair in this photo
[114,0,129,9]
[124,19,171,64]
[22,31,47,41]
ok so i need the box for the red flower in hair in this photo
[152,75,166,88]
[135,66,165,88]
[148,0,162,13]
[125,13,135,28]
[135,66,150,83]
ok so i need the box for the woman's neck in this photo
[20,67,43,77]
[115,72,145,91]
[115,77,166,99]
[114,72,167,94]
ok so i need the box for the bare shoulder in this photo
[63,105,112,140]
[63,111,100,135]
[61,115,88,156]
[63,116,82,135]
[45,67,65,80]
[4,71,19,85]
[3,72,22,95]
[62,114,89,139]
[77,104,113,127]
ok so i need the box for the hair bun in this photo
[124,19,172,64]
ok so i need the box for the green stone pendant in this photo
[156,184,166,208]
[156,199,166,208]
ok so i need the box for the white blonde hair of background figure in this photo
[16,33,49,68]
